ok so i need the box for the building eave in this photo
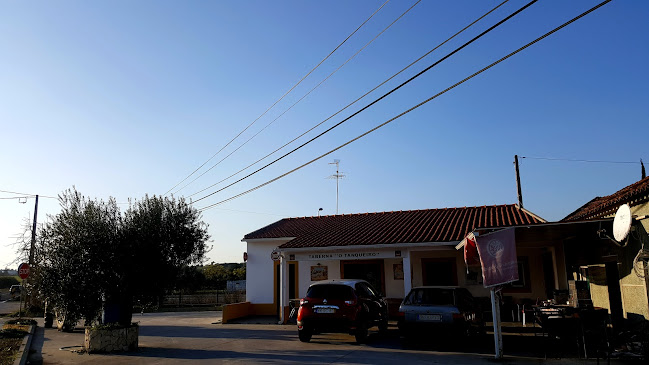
[241,237,296,243]
[278,241,460,253]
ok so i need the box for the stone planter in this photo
[84,325,139,353]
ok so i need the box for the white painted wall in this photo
[245,239,290,304]
[383,258,406,299]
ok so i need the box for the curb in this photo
[13,324,35,365]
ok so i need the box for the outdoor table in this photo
[533,305,582,358]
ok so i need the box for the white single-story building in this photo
[237,204,559,323]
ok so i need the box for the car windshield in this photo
[404,288,455,306]
[306,284,354,300]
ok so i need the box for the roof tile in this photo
[563,176,649,221]
[244,204,545,249]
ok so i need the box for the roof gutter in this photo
[278,241,459,253]
[241,237,296,243]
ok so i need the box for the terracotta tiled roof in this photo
[562,176,649,222]
[243,204,545,249]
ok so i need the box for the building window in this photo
[504,256,531,293]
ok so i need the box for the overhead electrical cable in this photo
[521,156,641,164]
[0,189,58,199]
[187,0,509,199]
[174,0,422,194]
[163,0,391,196]
[198,0,612,211]
[191,0,537,204]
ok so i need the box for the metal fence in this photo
[162,291,246,307]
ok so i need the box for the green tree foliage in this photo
[0,277,20,289]
[174,266,206,294]
[111,195,209,322]
[231,265,246,281]
[202,263,245,289]
[37,189,120,325]
[35,189,209,326]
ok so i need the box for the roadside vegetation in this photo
[0,320,33,365]
[15,188,210,329]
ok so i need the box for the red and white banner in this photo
[475,228,518,287]
[463,232,480,267]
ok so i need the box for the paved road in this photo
[13,311,614,365]
[0,297,21,320]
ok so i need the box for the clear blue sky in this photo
[1,0,647,268]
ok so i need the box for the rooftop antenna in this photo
[327,159,345,214]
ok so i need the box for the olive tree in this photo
[37,189,120,327]
[108,195,209,324]
[36,189,209,327]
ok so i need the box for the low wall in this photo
[84,325,139,353]
[222,302,277,323]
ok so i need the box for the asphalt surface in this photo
[0,297,21,319]
[0,310,626,365]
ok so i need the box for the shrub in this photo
[0,277,19,289]
[0,328,28,339]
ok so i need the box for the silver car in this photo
[398,286,484,339]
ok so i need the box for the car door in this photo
[355,282,383,323]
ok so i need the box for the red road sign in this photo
[18,263,30,279]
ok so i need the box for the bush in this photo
[0,277,19,289]
[0,328,28,339]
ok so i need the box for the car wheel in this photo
[298,327,313,342]
[355,325,368,344]
[378,319,388,334]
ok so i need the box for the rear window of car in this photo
[404,288,455,306]
[306,284,355,300]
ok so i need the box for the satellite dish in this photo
[613,204,632,242]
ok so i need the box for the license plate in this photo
[315,308,335,314]
[418,314,441,321]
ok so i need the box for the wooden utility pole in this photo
[29,195,38,265]
[514,155,523,208]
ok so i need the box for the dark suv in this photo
[296,279,388,343]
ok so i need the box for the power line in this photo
[191,0,537,204]
[520,156,642,164]
[198,0,613,211]
[186,0,509,199]
[174,0,422,195]
[202,207,287,217]
[0,189,58,199]
[163,0,391,196]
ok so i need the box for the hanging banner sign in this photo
[475,228,518,287]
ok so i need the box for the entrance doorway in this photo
[275,261,299,317]
[422,258,458,286]
[341,260,385,294]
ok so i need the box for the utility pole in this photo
[328,160,345,215]
[29,195,38,266]
[514,155,523,208]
